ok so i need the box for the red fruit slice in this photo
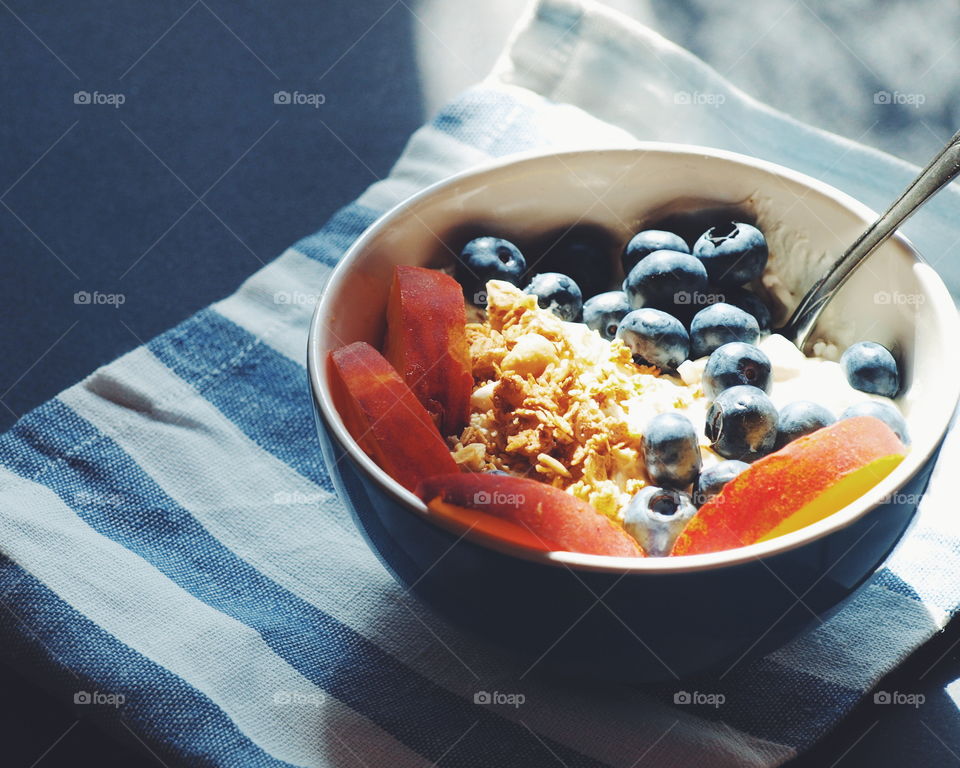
[329,341,460,492]
[671,416,906,555]
[417,473,645,557]
[384,265,473,436]
[428,498,562,552]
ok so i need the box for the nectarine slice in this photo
[428,498,562,552]
[757,454,904,542]
[329,341,460,492]
[671,417,905,555]
[417,473,645,557]
[384,265,473,436]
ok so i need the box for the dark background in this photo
[0,0,420,427]
[2,1,959,766]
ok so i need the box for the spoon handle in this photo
[783,128,960,350]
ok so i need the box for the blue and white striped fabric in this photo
[2,1,960,765]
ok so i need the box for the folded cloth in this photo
[2,1,959,765]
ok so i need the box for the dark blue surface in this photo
[0,2,422,765]
[0,0,420,432]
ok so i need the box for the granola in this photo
[448,281,711,519]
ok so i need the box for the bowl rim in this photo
[308,143,960,574]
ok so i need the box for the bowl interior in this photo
[310,146,960,572]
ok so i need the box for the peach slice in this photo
[427,497,563,553]
[417,473,645,557]
[671,417,906,556]
[329,341,460,492]
[384,265,473,436]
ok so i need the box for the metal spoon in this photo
[781,129,960,351]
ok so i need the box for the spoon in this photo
[781,129,960,351]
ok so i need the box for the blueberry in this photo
[623,486,698,556]
[706,385,779,461]
[538,227,614,299]
[724,287,773,332]
[775,401,835,449]
[485,469,510,476]
[841,401,910,444]
[689,302,760,359]
[524,272,583,321]
[693,222,768,287]
[456,237,526,306]
[840,341,900,398]
[642,412,702,489]
[616,309,690,370]
[582,290,631,341]
[622,250,708,317]
[621,230,690,275]
[693,460,749,507]
[702,342,772,399]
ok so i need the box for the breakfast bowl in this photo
[307,146,960,681]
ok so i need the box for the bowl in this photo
[308,146,960,681]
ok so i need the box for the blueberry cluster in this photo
[630,333,906,554]
[455,222,772,348]
[630,379,904,555]
[454,221,906,556]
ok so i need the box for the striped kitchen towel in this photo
[2,1,959,765]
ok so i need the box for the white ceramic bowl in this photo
[308,146,960,678]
